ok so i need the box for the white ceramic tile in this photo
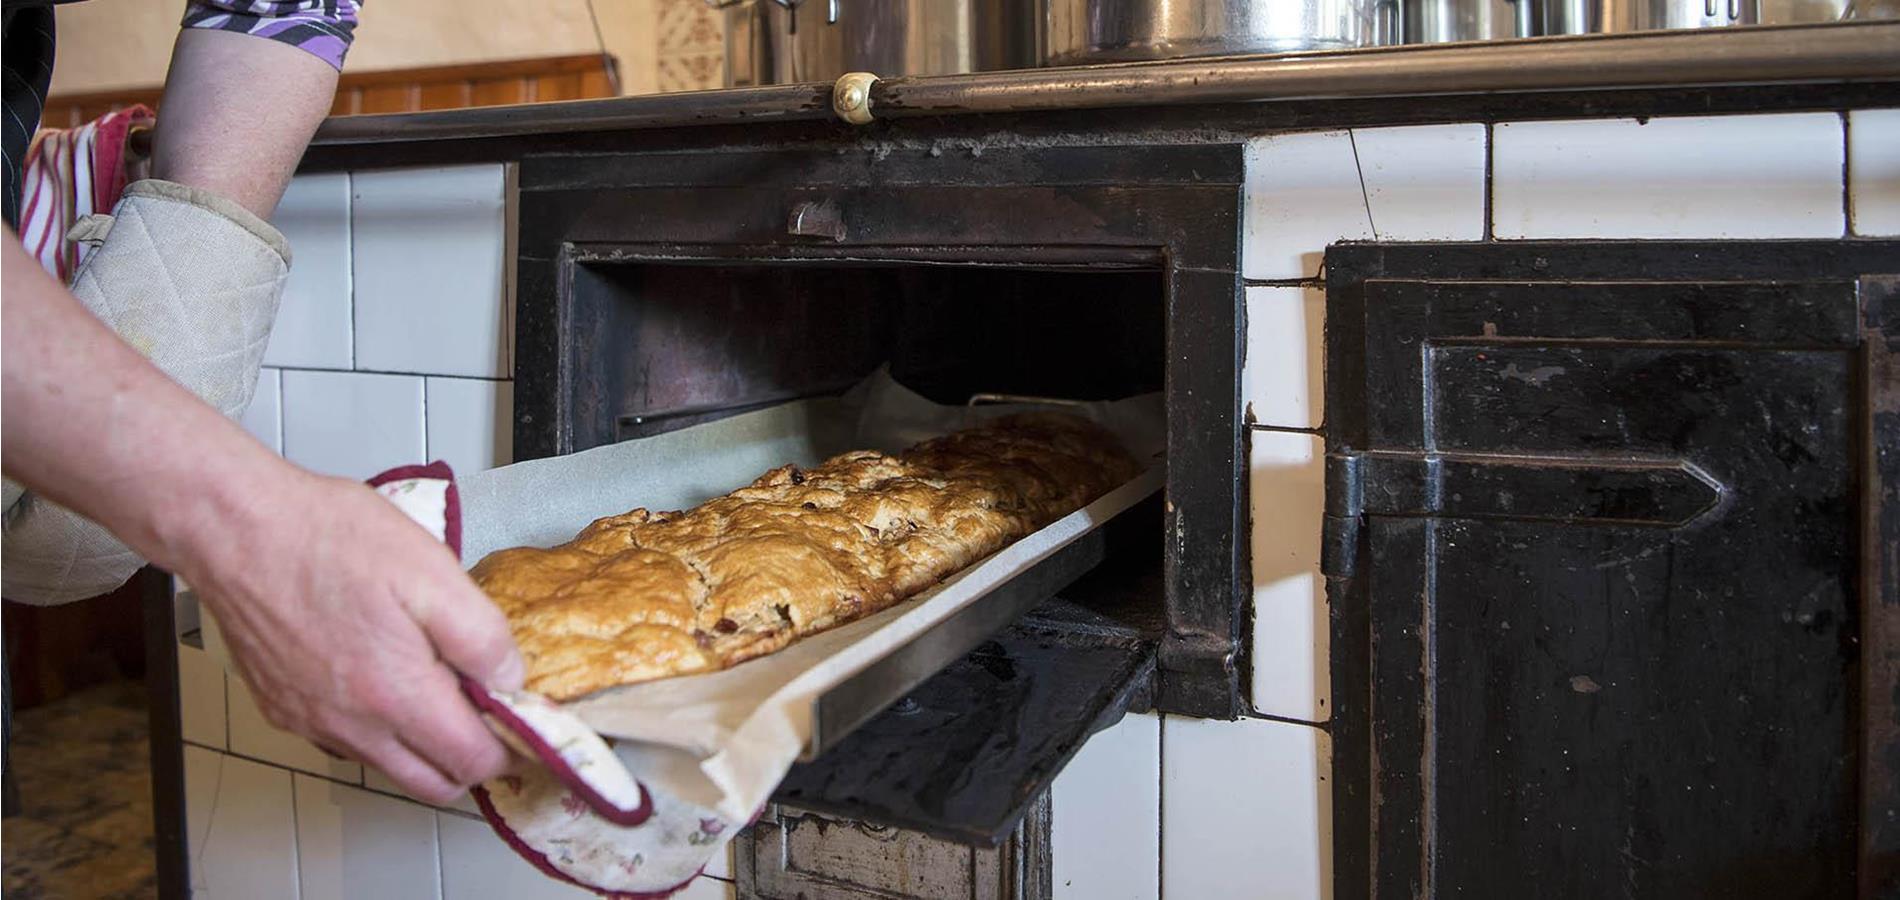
[438,811,600,900]
[296,774,443,900]
[281,370,426,480]
[353,165,512,378]
[227,673,363,783]
[1051,712,1160,900]
[1162,717,1331,900]
[1249,431,1328,723]
[199,754,301,900]
[183,745,222,895]
[178,643,227,750]
[241,368,283,454]
[1242,285,1325,430]
[267,172,354,369]
[1352,123,1487,241]
[426,377,513,476]
[701,840,734,881]
[1493,113,1845,239]
[1243,131,1373,280]
[1850,109,1900,236]
[364,766,481,816]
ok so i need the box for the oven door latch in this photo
[1321,449,1725,579]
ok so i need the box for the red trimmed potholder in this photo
[368,461,741,898]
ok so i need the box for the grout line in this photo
[421,377,431,462]
[274,368,287,457]
[431,807,446,899]
[267,364,514,383]
[1242,276,1326,288]
[1249,423,1324,437]
[1346,129,1379,241]
[1240,709,1334,731]
[1482,122,1496,242]
[344,172,358,371]
[1155,712,1165,900]
[289,764,304,898]
[1841,110,1855,237]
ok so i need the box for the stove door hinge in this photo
[1320,450,1365,580]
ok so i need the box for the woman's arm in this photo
[2,233,522,803]
[150,28,338,219]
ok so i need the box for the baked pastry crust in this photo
[472,413,1141,701]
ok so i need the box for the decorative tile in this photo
[200,755,302,900]
[352,165,512,378]
[657,0,726,92]
[438,811,600,899]
[1050,713,1160,900]
[281,369,426,481]
[1352,123,1487,241]
[1162,717,1331,900]
[178,643,228,750]
[1249,430,1328,723]
[227,673,363,783]
[426,377,514,475]
[1242,130,1373,280]
[267,172,354,369]
[1493,113,1845,239]
[296,774,443,900]
[1241,285,1325,430]
[1850,108,1900,236]
[241,367,283,454]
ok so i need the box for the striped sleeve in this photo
[180,0,362,71]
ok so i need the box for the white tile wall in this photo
[1051,712,1160,900]
[183,745,222,895]
[702,841,735,881]
[1493,113,1846,239]
[227,673,363,783]
[241,367,283,454]
[281,370,426,480]
[364,766,482,817]
[296,775,443,900]
[1849,109,1900,236]
[437,811,599,900]
[198,755,301,900]
[1249,430,1329,723]
[426,377,514,475]
[673,877,738,899]
[352,165,512,379]
[178,643,227,749]
[1162,717,1331,900]
[1242,131,1372,280]
[268,173,354,370]
[1353,124,1487,242]
[1241,285,1325,430]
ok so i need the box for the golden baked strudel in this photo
[471,413,1141,701]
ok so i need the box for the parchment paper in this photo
[457,369,1165,822]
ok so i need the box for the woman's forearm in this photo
[0,233,288,571]
[152,29,339,219]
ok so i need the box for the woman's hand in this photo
[182,470,524,804]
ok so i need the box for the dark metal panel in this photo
[141,568,188,900]
[516,145,1242,192]
[774,613,1155,845]
[1326,240,1900,900]
[1859,274,1900,900]
[1159,266,1245,717]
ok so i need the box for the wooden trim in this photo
[41,53,617,129]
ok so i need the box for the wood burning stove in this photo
[508,144,1248,855]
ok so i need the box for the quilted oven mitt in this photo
[369,461,744,899]
[3,180,287,605]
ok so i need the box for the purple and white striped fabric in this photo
[180,0,363,71]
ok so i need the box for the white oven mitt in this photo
[367,461,746,899]
[3,180,289,605]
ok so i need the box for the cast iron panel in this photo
[1323,241,1900,900]
[773,600,1155,846]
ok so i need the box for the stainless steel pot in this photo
[1402,0,1530,40]
[1040,0,1401,65]
[1521,0,1761,32]
[713,0,1036,87]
